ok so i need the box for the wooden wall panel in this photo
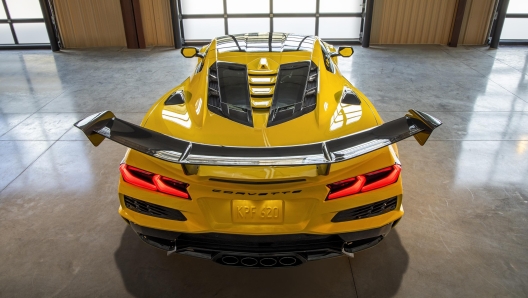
[370,0,383,44]
[458,0,496,45]
[371,0,458,44]
[140,0,174,47]
[53,0,126,48]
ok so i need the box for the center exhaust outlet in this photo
[240,257,258,267]
[279,257,297,266]
[259,258,277,267]
[221,256,239,265]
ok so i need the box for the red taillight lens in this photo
[119,164,190,199]
[327,176,366,200]
[362,164,401,192]
[326,164,401,200]
[119,164,157,191]
[153,175,189,199]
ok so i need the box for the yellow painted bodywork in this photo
[119,36,403,236]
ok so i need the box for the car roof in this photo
[215,32,317,54]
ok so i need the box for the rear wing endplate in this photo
[74,109,441,175]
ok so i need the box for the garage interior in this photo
[1,0,527,297]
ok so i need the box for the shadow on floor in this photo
[349,229,409,298]
[114,225,408,298]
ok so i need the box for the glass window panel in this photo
[183,18,225,40]
[507,0,528,13]
[501,18,528,39]
[319,17,361,39]
[181,0,223,15]
[320,0,363,13]
[6,0,43,19]
[273,17,315,36]
[0,24,14,44]
[0,5,7,19]
[273,0,316,13]
[228,18,269,34]
[13,23,49,43]
[227,0,269,14]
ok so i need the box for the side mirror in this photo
[181,47,204,58]
[331,46,354,58]
[338,46,354,57]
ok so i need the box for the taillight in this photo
[326,164,401,200]
[119,164,190,199]
[153,175,189,199]
[119,164,157,191]
[362,165,401,192]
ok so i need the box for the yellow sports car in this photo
[75,32,441,268]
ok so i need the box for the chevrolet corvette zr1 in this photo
[75,32,441,268]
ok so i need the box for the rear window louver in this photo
[207,62,253,127]
[267,61,318,127]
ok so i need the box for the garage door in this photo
[179,0,364,42]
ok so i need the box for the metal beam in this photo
[0,44,51,50]
[0,18,45,23]
[362,0,374,48]
[504,13,528,18]
[270,0,273,32]
[180,13,362,19]
[1,0,18,44]
[490,0,510,48]
[39,0,59,51]
[222,0,228,35]
[499,39,528,45]
[315,0,320,36]
[169,0,182,48]
[323,39,361,45]
[448,0,467,47]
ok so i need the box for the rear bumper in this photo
[126,219,400,268]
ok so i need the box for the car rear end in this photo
[117,142,404,268]
[73,33,441,267]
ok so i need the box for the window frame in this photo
[0,0,52,49]
[177,0,365,45]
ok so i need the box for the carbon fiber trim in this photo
[74,109,441,167]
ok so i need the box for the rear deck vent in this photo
[267,61,318,126]
[207,62,253,127]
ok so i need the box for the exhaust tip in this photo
[279,256,297,266]
[259,257,277,267]
[221,256,239,265]
[240,257,258,267]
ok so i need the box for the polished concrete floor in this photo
[0,44,527,297]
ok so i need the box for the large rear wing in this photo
[74,109,441,175]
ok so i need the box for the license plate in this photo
[232,200,283,223]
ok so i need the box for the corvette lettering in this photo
[212,189,302,195]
